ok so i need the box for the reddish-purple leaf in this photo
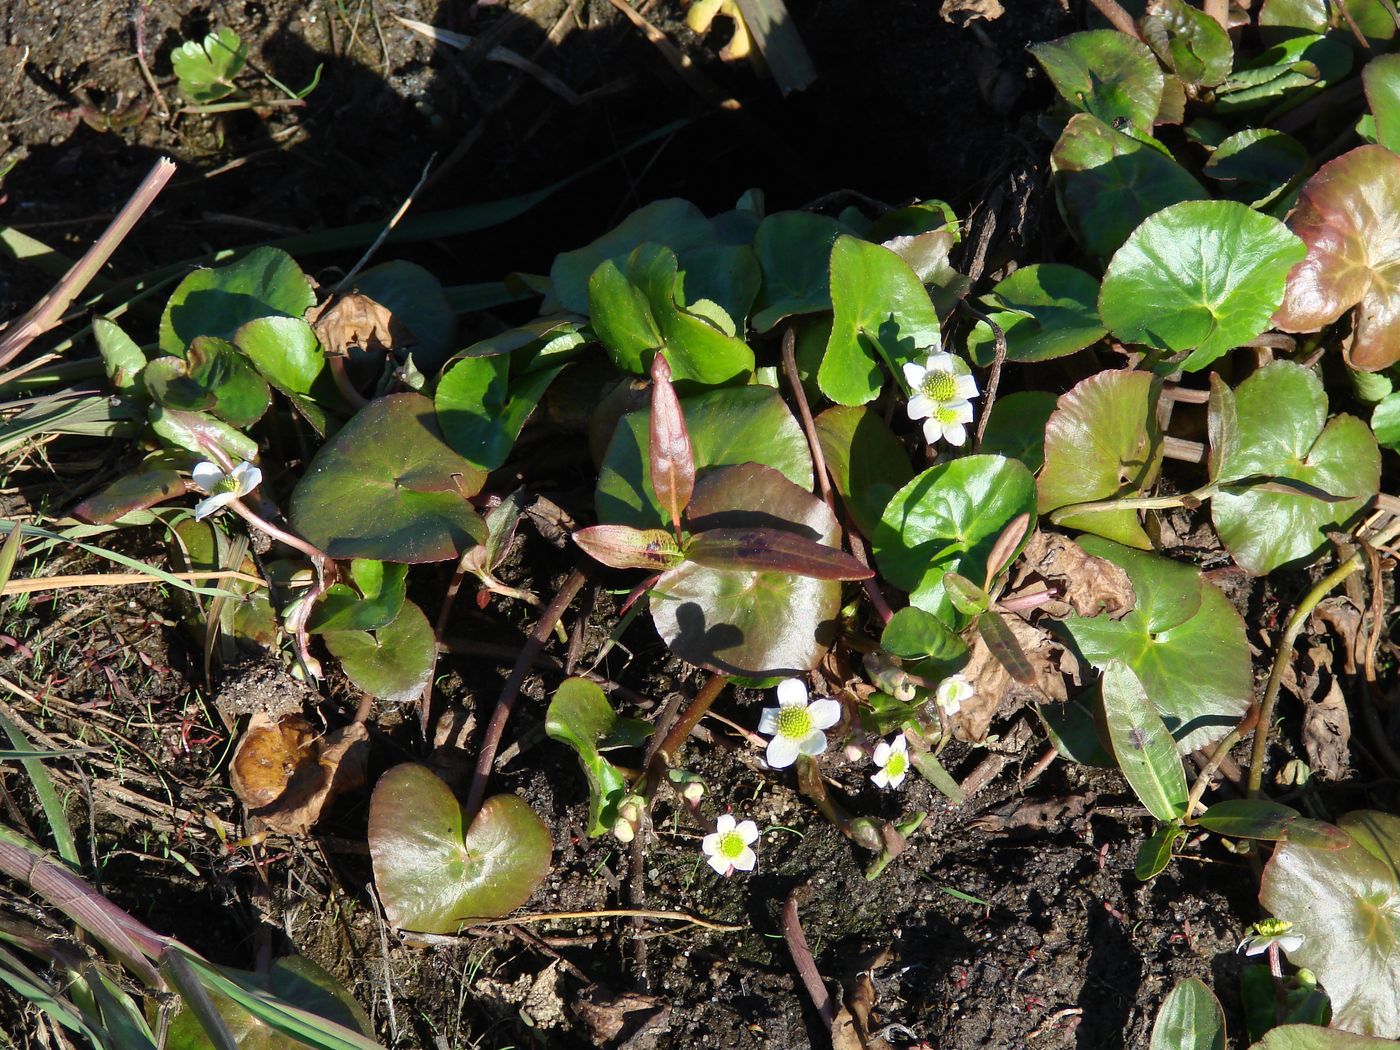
[72,470,188,524]
[1273,145,1400,372]
[685,526,873,580]
[573,524,683,571]
[648,354,695,530]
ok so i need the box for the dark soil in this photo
[0,1,1276,1048]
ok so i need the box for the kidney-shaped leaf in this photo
[1211,363,1379,575]
[545,678,652,837]
[160,247,316,355]
[1100,200,1306,371]
[1143,0,1234,88]
[751,211,846,332]
[1031,31,1164,132]
[1150,978,1227,1050]
[323,599,435,704]
[966,264,1106,365]
[307,560,408,633]
[1261,833,1400,1038]
[1274,145,1400,371]
[369,764,552,932]
[291,393,486,562]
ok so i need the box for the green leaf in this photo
[1373,392,1400,449]
[170,28,247,103]
[234,316,324,395]
[813,405,914,539]
[161,336,270,427]
[72,469,186,524]
[1249,1027,1400,1050]
[1261,832,1400,1037]
[1038,370,1164,549]
[978,391,1057,473]
[1031,31,1164,132]
[1365,55,1400,155]
[1051,114,1208,258]
[93,316,146,393]
[160,247,316,355]
[1215,34,1352,114]
[1150,977,1226,1050]
[306,561,408,633]
[350,261,457,373]
[1340,810,1400,881]
[545,678,652,836]
[574,525,684,571]
[966,264,1105,365]
[1211,363,1380,575]
[1203,129,1309,207]
[1063,537,1252,753]
[290,393,487,563]
[650,463,843,676]
[1099,200,1306,371]
[368,764,552,933]
[1240,969,1331,1047]
[820,235,941,406]
[435,355,562,474]
[678,244,761,332]
[1274,145,1400,372]
[871,455,1037,626]
[596,385,812,528]
[1199,799,1350,848]
[1100,661,1188,822]
[150,406,259,464]
[751,211,846,332]
[1136,824,1184,882]
[323,599,435,703]
[1036,695,1116,767]
[1142,0,1234,87]
[881,606,968,664]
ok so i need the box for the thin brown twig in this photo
[960,302,1005,451]
[780,327,833,506]
[781,887,835,1029]
[1087,0,1143,38]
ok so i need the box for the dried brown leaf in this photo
[229,712,368,836]
[1303,677,1352,782]
[308,292,414,358]
[574,988,671,1045]
[1013,532,1136,620]
[1311,595,1363,675]
[940,0,1004,23]
[954,615,1066,742]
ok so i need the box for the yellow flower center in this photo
[921,370,957,402]
[776,706,812,739]
[718,831,746,859]
[213,474,241,495]
[885,751,908,778]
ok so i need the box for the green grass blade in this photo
[0,712,77,865]
[0,522,23,591]
[161,949,239,1050]
[0,945,103,1043]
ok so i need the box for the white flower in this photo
[701,814,759,875]
[903,352,979,447]
[1238,918,1303,956]
[935,674,973,716]
[191,461,261,520]
[757,678,842,769]
[871,734,911,789]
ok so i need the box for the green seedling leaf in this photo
[649,355,694,531]
[966,264,1105,366]
[686,527,873,580]
[872,455,1036,626]
[306,560,408,633]
[1203,129,1309,207]
[650,463,843,676]
[93,316,146,393]
[1211,363,1379,575]
[170,28,247,103]
[1365,55,1400,155]
[1373,392,1400,450]
[1100,661,1188,822]
[596,385,811,528]
[573,525,684,571]
[881,606,968,664]
[1150,977,1226,1050]
[1064,537,1251,753]
[544,678,651,836]
[943,571,990,617]
[751,211,846,331]
[1038,370,1163,549]
[1136,824,1184,882]
[1030,31,1164,132]
[1142,0,1233,87]
[1248,1027,1400,1050]
[368,764,552,932]
[160,247,316,356]
[151,406,259,464]
[1261,830,1400,1037]
[323,599,435,703]
[813,405,913,539]
[1099,200,1306,371]
[72,469,187,524]
[978,391,1057,472]
[1198,799,1350,848]
[1274,145,1400,372]
[821,235,941,406]
[147,336,270,427]
[291,394,487,563]
[1051,114,1207,258]
[911,751,965,805]
[435,354,562,474]
[350,261,456,372]
[234,316,324,396]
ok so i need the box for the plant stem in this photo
[780,327,832,506]
[1048,482,1217,524]
[639,673,728,801]
[1087,0,1143,38]
[1184,703,1259,820]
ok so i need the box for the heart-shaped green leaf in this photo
[1063,537,1251,753]
[1365,55,1400,154]
[1248,1027,1400,1050]
[1031,31,1164,132]
[545,678,652,837]
[291,393,486,563]
[1051,114,1208,258]
[148,336,269,427]
[1274,145,1400,372]
[1203,129,1309,207]
[872,455,1037,626]
[435,354,563,474]
[235,316,324,396]
[1211,363,1380,575]
[1099,200,1306,371]
[966,264,1106,365]
[751,211,846,332]
[650,463,842,676]
[351,261,456,372]
[1038,370,1164,549]
[1150,978,1226,1050]
[368,764,552,932]
[170,27,247,103]
[596,385,811,528]
[1260,828,1400,1037]
[1101,661,1188,822]
[307,560,408,633]
[160,247,316,355]
[820,235,941,406]
[979,391,1058,472]
[813,405,914,539]
[1142,0,1233,88]
[323,599,435,703]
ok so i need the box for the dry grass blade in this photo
[3,569,265,595]
[393,15,584,104]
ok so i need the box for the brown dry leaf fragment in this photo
[968,793,1094,834]
[229,712,368,836]
[574,988,672,1046]
[940,0,1004,23]
[1014,532,1135,620]
[954,615,1066,743]
[1302,677,1352,782]
[1311,595,1363,675]
[307,292,415,359]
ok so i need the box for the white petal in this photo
[890,735,908,756]
[922,418,943,445]
[797,729,828,757]
[906,394,933,420]
[191,462,225,491]
[1243,939,1268,956]
[1279,934,1303,952]
[924,351,955,373]
[715,813,736,835]
[758,707,781,734]
[943,422,968,447]
[701,833,722,856]
[731,846,756,871]
[231,462,263,494]
[953,679,974,702]
[873,741,892,765]
[902,361,927,385]
[707,853,732,875]
[872,769,890,788]
[887,769,907,788]
[946,400,975,424]
[777,678,808,707]
[766,735,800,768]
[194,491,238,520]
[807,698,841,730]
[735,820,759,845]
[954,373,979,400]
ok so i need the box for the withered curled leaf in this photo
[230,712,368,836]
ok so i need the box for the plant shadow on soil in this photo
[0,0,1268,1047]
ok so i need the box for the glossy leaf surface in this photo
[1365,55,1400,154]
[573,525,683,571]
[751,211,845,331]
[1101,661,1188,822]
[1031,31,1163,131]
[323,599,435,704]
[978,391,1057,472]
[160,247,316,355]
[1142,0,1233,87]
[813,405,913,538]
[1149,977,1226,1050]
[306,560,409,633]
[1199,799,1349,848]
[545,678,652,836]
[966,264,1105,365]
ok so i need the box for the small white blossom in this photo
[1238,918,1303,956]
[903,352,979,447]
[871,734,911,789]
[191,461,261,520]
[701,814,759,875]
[935,674,973,716]
[757,678,842,769]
